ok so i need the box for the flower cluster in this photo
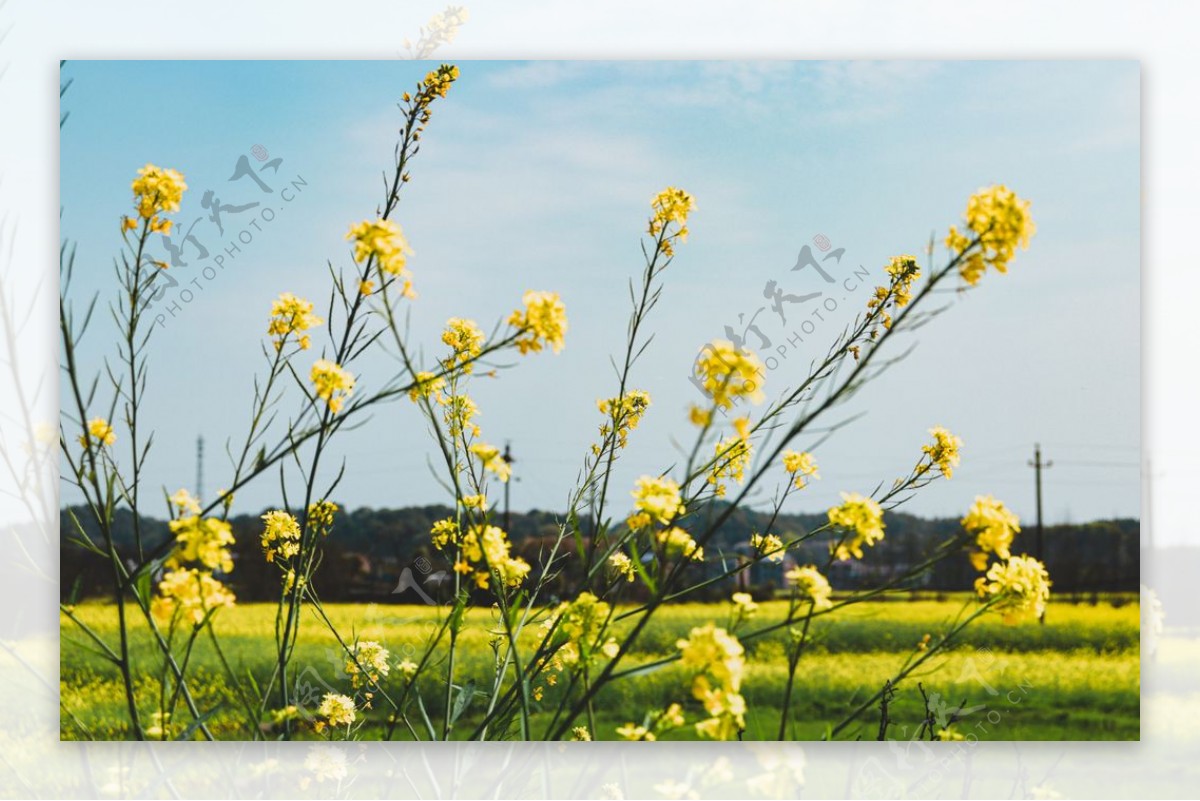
[316,693,357,730]
[694,339,766,410]
[347,218,416,297]
[345,640,390,689]
[616,704,687,742]
[827,492,886,561]
[962,494,1021,571]
[432,520,530,589]
[261,510,302,563]
[545,592,617,666]
[430,517,460,549]
[153,501,237,624]
[405,9,469,57]
[946,185,1035,285]
[128,164,187,233]
[648,187,696,256]
[885,255,921,307]
[608,551,636,582]
[781,450,820,490]
[508,290,568,355]
[974,554,1051,624]
[310,359,355,414]
[469,442,512,482]
[170,488,202,516]
[267,293,323,351]
[443,393,481,438]
[867,255,922,330]
[79,417,116,449]
[151,568,236,625]
[784,564,834,611]
[627,475,685,530]
[595,389,651,453]
[658,527,705,562]
[708,436,752,498]
[408,370,446,403]
[750,532,786,564]
[414,64,460,107]
[167,516,235,574]
[919,426,962,478]
[145,710,172,739]
[731,592,758,619]
[441,318,484,372]
[677,624,746,740]
[308,500,339,533]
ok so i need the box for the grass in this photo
[60,598,1139,741]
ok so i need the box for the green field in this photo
[60,598,1139,741]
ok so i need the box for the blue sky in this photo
[59,60,1140,525]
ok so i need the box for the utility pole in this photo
[1028,443,1052,623]
[196,435,205,504]
[502,441,515,533]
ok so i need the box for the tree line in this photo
[60,503,1139,605]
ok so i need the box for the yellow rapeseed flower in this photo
[310,359,355,414]
[827,492,886,561]
[443,393,481,438]
[345,640,390,689]
[317,693,356,728]
[920,426,962,478]
[695,339,766,410]
[596,389,651,452]
[946,185,1035,285]
[781,449,820,490]
[731,592,758,617]
[169,488,202,516]
[151,568,235,625]
[630,475,685,527]
[418,64,459,105]
[430,518,460,549]
[470,442,512,482]
[750,532,785,564]
[658,527,704,562]
[648,186,696,256]
[267,293,323,351]
[346,218,416,297]
[131,164,187,225]
[616,723,654,741]
[260,510,302,563]
[708,435,752,497]
[676,624,745,740]
[408,371,446,403]
[608,552,636,582]
[962,494,1021,570]
[784,564,833,610]
[442,317,484,372]
[508,290,568,355]
[308,500,338,532]
[167,516,235,573]
[974,554,1051,624]
[79,417,116,448]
